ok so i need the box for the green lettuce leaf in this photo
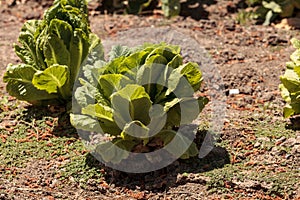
[108,45,131,61]
[121,120,150,145]
[94,138,138,164]
[156,130,198,159]
[32,64,70,96]
[43,30,71,67]
[81,104,122,135]
[4,0,103,106]
[14,20,40,68]
[72,43,209,162]
[161,0,181,18]
[70,113,101,133]
[99,74,133,98]
[3,64,58,102]
[111,84,152,127]
[280,38,300,117]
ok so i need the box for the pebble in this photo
[241,86,253,95]
[296,135,300,144]
[257,137,271,142]
[285,154,293,159]
[236,53,245,60]
[229,89,239,95]
[224,21,236,31]
[275,136,286,145]
[244,96,253,104]
[254,142,261,148]
[271,147,286,156]
[69,176,75,182]
[292,145,300,154]
[263,93,275,102]
[281,138,297,147]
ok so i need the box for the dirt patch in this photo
[0,0,300,199]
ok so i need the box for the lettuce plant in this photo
[280,38,300,118]
[161,0,181,18]
[127,0,180,17]
[100,0,180,18]
[71,43,208,164]
[254,0,300,25]
[3,0,103,105]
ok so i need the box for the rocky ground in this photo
[0,0,300,199]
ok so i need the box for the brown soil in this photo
[0,0,300,199]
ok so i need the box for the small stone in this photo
[7,0,16,6]
[50,179,58,188]
[69,176,75,182]
[296,135,300,144]
[263,93,275,102]
[213,84,220,90]
[254,142,261,148]
[241,87,253,95]
[236,53,245,60]
[275,136,286,145]
[285,154,293,159]
[292,145,300,154]
[271,147,286,156]
[244,96,253,104]
[224,21,236,31]
[229,89,239,95]
[281,138,297,147]
[257,137,270,142]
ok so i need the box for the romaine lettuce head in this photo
[71,43,209,163]
[3,0,103,106]
[280,38,300,118]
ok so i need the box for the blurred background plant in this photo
[236,0,300,25]
[91,0,181,18]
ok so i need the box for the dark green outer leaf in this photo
[147,45,178,62]
[82,60,106,87]
[43,33,71,67]
[280,76,300,94]
[166,67,196,97]
[109,45,132,61]
[45,0,89,33]
[70,113,101,133]
[74,78,105,108]
[155,130,198,159]
[69,29,90,86]
[177,62,203,91]
[48,19,73,50]
[82,104,114,122]
[167,54,183,69]
[121,120,150,144]
[60,0,88,14]
[118,51,149,74]
[4,64,58,102]
[161,0,181,18]
[94,138,138,164]
[14,20,42,69]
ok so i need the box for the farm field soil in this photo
[0,0,300,199]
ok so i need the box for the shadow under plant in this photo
[21,105,79,138]
[84,129,230,192]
